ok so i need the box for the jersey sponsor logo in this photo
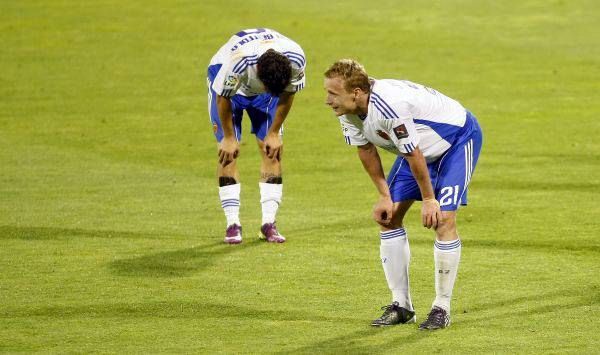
[224,74,239,88]
[376,130,391,140]
[393,124,409,139]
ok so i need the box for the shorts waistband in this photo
[454,110,481,145]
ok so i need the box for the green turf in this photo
[1,0,599,353]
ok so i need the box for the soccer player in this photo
[323,59,483,330]
[207,28,306,244]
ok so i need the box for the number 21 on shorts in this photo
[439,185,460,206]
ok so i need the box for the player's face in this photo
[324,77,357,116]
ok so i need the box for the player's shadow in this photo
[0,225,264,277]
[459,286,598,317]
[1,300,359,324]
[109,239,264,277]
[0,225,165,241]
[282,286,598,354]
[0,298,425,353]
[277,327,429,354]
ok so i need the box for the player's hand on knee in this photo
[422,198,441,229]
[218,137,239,167]
[264,133,282,161]
[265,144,281,161]
[373,196,393,227]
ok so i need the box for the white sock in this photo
[380,228,413,311]
[433,238,462,313]
[219,183,240,227]
[259,182,282,225]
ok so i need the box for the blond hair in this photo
[324,59,370,93]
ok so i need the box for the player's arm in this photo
[264,91,295,160]
[379,108,442,229]
[216,95,239,167]
[403,147,441,229]
[357,143,393,227]
[212,55,243,167]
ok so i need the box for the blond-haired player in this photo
[324,59,482,330]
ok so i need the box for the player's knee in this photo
[219,176,237,187]
[390,212,407,228]
[436,213,457,234]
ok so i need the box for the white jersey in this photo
[209,28,306,98]
[340,79,467,162]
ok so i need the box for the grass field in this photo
[1,0,599,353]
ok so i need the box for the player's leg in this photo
[217,159,242,244]
[248,95,285,243]
[420,124,483,330]
[418,210,459,330]
[433,210,461,311]
[214,115,244,244]
[256,138,284,241]
[372,157,420,326]
[207,64,245,244]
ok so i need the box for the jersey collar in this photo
[361,79,377,121]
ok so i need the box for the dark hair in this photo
[257,49,292,96]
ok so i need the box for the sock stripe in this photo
[380,229,406,236]
[434,239,461,250]
[380,228,407,240]
[380,232,407,239]
[221,200,240,208]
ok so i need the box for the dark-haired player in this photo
[207,28,306,244]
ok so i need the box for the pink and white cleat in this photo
[260,222,286,243]
[224,224,242,244]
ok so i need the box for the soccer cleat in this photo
[371,301,416,326]
[260,222,286,243]
[224,224,242,244]
[418,306,450,330]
